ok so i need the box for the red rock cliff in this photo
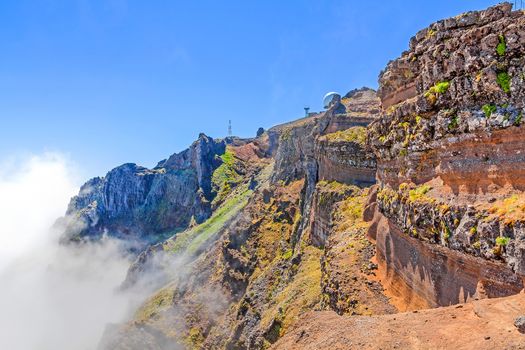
[368,2,525,309]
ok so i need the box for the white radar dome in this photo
[323,92,341,109]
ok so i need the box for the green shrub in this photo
[482,104,497,117]
[322,126,367,145]
[443,225,451,241]
[399,121,410,129]
[164,187,252,255]
[434,81,450,94]
[497,72,511,93]
[496,236,510,247]
[408,185,431,202]
[425,81,450,96]
[424,81,450,105]
[282,249,293,260]
[212,149,241,204]
[496,35,506,56]
[448,115,459,130]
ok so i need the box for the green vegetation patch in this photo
[482,104,497,117]
[134,283,176,322]
[212,148,242,204]
[408,184,432,203]
[496,34,506,56]
[259,245,323,339]
[281,249,293,260]
[497,71,511,93]
[317,180,358,197]
[322,126,367,146]
[426,28,436,39]
[164,187,253,255]
[432,81,450,94]
[496,236,510,247]
[337,190,369,231]
[424,81,450,105]
[488,194,525,224]
[448,115,459,131]
[425,81,450,96]
[442,222,451,241]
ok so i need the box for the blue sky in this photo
[0,0,501,180]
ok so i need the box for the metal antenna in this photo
[228,120,232,136]
[304,106,310,117]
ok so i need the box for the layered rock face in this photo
[267,88,379,249]
[325,88,381,133]
[308,182,356,248]
[373,2,524,187]
[60,134,227,244]
[368,3,525,309]
[316,89,379,186]
[315,129,376,186]
[269,87,379,184]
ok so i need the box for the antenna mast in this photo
[228,120,232,136]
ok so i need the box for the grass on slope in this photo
[211,148,242,205]
[163,186,252,255]
[135,282,177,323]
[321,126,367,145]
[488,194,525,224]
[259,245,323,340]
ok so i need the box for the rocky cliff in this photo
[59,3,525,349]
[367,2,525,309]
[272,3,525,348]
[58,134,245,247]
[95,88,383,350]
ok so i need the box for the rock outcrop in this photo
[315,127,376,186]
[368,2,525,309]
[59,134,228,245]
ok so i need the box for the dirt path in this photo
[272,293,525,350]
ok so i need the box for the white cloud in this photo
[0,153,144,350]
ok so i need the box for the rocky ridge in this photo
[58,134,266,247]
[58,3,525,349]
[94,88,383,349]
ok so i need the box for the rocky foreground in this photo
[60,3,525,349]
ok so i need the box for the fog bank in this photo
[0,154,142,350]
